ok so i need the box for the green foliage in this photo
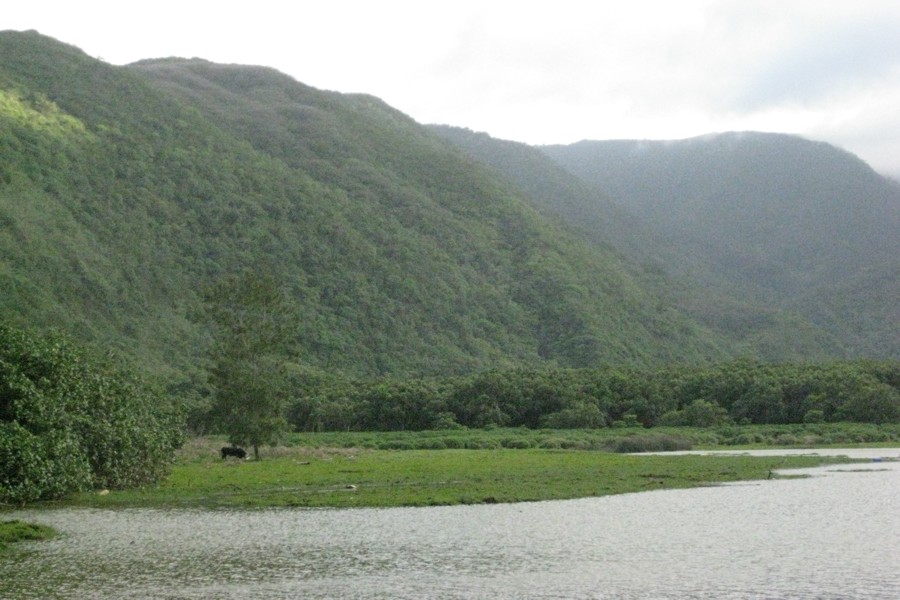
[0,520,56,552]
[202,269,296,457]
[1,30,897,445]
[60,435,866,509]
[661,399,731,427]
[541,133,900,358]
[285,422,900,453]
[0,322,183,504]
[286,360,900,432]
[0,31,790,392]
[607,433,694,453]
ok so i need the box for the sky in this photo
[5,1,900,176]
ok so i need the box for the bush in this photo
[0,323,183,504]
[419,439,448,450]
[609,434,693,453]
[501,438,533,449]
[440,436,464,449]
[0,422,91,504]
[803,409,825,424]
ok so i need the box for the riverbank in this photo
[46,433,874,509]
[4,449,896,599]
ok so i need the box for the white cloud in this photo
[4,0,900,174]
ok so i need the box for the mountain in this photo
[430,126,847,360]
[541,133,900,357]
[0,30,744,385]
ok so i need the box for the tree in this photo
[203,269,296,459]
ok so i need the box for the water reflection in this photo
[3,449,898,599]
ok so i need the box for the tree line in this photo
[285,360,899,433]
[194,270,899,450]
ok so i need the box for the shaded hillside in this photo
[0,31,738,383]
[543,133,900,357]
[431,126,847,361]
[427,126,660,263]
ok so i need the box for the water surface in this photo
[3,448,898,599]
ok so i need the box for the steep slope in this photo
[428,126,671,266]
[543,133,900,357]
[0,31,735,383]
[431,126,847,361]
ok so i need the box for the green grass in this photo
[286,423,900,451]
[54,434,867,509]
[0,520,56,553]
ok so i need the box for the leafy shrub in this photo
[500,438,533,449]
[540,403,606,429]
[440,436,464,449]
[803,409,825,424]
[609,434,693,453]
[419,439,448,450]
[0,322,183,504]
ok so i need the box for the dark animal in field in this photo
[221,446,248,460]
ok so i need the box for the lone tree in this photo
[203,269,296,459]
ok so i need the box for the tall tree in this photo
[203,269,296,459]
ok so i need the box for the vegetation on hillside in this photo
[431,126,855,361]
[2,31,743,388]
[541,133,900,357]
[1,32,897,505]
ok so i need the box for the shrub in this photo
[0,323,183,504]
[419,439,448,450]
[440,436,464,449]
[501,438,533,449]
[609,434,693,453]
[803,409,825,424]
[540,403,606,429]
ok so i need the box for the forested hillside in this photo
[1,31,740,387]
[431,126,847,361]
[542,133,900,358]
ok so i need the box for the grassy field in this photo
[284,423,900,451]
[52,430,880,509]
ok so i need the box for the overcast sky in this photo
[6,1,900,176]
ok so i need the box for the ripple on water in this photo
[2,450,899,599]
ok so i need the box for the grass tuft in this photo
[0,520,57,553]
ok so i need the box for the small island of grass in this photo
[0,520,56,553]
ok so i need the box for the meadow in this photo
[54,424,890,510]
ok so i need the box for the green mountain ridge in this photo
[429,126,848,361]
[1,31,748,385]
[541,133,900,357]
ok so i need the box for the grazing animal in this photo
[221,446,248,460]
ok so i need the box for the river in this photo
[2,448,898,599]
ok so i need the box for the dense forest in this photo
[2,30,746,385]
[286,360,899,433]
[1,31,898,502]
[540,133,900,357]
